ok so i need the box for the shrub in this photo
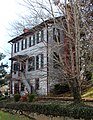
[28,94,35,102]
[54,83,70,94]
[14,93,21,102]
[3,102,93,119]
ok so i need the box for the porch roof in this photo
[9,54,29,61]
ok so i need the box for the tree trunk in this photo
[70,77,81,103]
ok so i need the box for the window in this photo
[14,43,16,53]
[41,30,44,41]
[17,42,19,52]
[21,83,25,91]
[29,36,31,47]
[35,78,39,90]
[21,38,27,50]
[36,54,44,69]
[14,83,19,94]
[33,35,35,45]
[25,38,27,49]
[37,30,44,44]
[37,32,39,44]
[41,54,44,68]
[53,28,60,42]
[21,40,23,50]
[28,56,35,71]
[14,62,20,71]
[53,52,60,68]
[36,55,39,69]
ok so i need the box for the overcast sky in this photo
[0,0,24,72]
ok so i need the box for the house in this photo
[8,17,65,96]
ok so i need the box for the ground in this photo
[0,111,31,120]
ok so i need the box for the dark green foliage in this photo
[0,96,7,101]
[54,83,70,94]
[5,91,8,96]
[28,94,35,102]
[85,71,92,80]
[14,93,21,102]
[0,102,93,119]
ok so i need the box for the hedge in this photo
[0,102,93,119]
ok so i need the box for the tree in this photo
[9,0,93,103]
[0,53,8,86]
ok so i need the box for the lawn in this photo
[0,111,31,120]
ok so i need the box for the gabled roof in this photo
[8,16,65,43]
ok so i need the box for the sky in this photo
[0,0,24,72]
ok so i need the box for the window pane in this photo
[41,30,44,41]
[33,35,35,45]
[53,28,60,42]
[25,38,27,48]
[35,78,39,90]
[17,42,19,52]
[37,32,39,43]
[53,52,60,68]
[36,55,39,69]
[28,57,35,71]
[41,54,44,68]
[14,43,16,53]
[21,40,23,50]
[29,36,31,47]
[14,62,19,71]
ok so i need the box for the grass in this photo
[82,86,93,98]
[0,111,31,120]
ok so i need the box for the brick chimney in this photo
[23,28,30,33]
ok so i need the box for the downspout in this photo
[47,25,49,95]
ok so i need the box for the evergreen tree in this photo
[0,53,8,86]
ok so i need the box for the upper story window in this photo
[37,32,39,44]
[41,30,44,41]
[36,54,44,70]
[21,40,23,50]
[32,35,35,46]
[17,42,19,52]
[28,56,35,71]
[25,38,27,49]
[36,30,44,44]
[29,36,31,47]
[53,28,60,43]
[14,43,16,53]
[21,38,27,50]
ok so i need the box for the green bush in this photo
[3,102,93,119]
[54,83,70,94]
[28,94,35,102]
[14,93,21,102]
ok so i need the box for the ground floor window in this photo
[14,83,19,94]
[35,78,39,90]
[21,83,25,91]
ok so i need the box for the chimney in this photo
[23,28,30,33]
